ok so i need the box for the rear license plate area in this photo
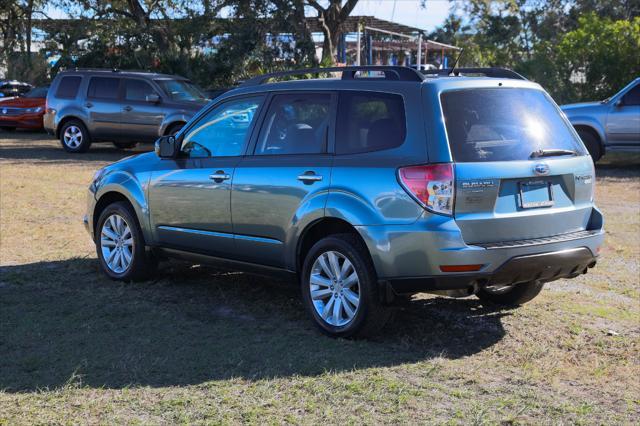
[519,180,554,208]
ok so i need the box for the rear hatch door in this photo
[440,87,595,245]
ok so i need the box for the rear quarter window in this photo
[55,76,81,99]
[336,91,406,154]
[441,88,586,162]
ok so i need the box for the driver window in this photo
[124,79,157,101]
[622,85,640,106]
[255,93,331,155]
[181,96,263,158]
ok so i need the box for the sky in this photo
[44,0,452,32]
[351,0,451,31]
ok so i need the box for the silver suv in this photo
[562,78,640,161]
[44,69,208,152]
[85,66,604,338]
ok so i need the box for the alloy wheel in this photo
[309,250,360,327]
[100,213,134,274]
[63,125,83,149]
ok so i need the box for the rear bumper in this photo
[356,207,604,292]
[385,246,597,294]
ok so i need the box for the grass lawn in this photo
[1,131,639,424]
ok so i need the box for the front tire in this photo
[476,281,544,306]
[60,120,91,153]
[95,201,156,281]
[577,129,602,162]
[301,234,391,338]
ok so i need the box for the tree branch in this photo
[306,0,325,14]
[340,0,359,20]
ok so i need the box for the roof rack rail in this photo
[59,67,121,73]
[62,67,158,74]
[430,67,527,80]
[240,66,424,86]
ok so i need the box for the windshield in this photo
[24,87,48,98]
[155,79,206,102]
[441,88,586,162]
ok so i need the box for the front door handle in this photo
[209,170,231,182]
[297,172,323,184]
[85,102,93,108]
[123,105,133,112]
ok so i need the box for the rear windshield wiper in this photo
[530,149,577,158]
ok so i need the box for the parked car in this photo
[85,66,603,338]
[561,78,640,161]
[0,86,48,131]
[0,80,32,98]
[43,69,209,152]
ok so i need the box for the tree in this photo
[557,13,640,101]
[306,0,358,63]
[0,0,48,79]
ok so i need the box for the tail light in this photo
[398,163,455,216]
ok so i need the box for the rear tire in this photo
[301,233,392,338]
[60,119,91,153]
[0,126,16,132]
[165,123,184,136]
[577,128,602,162]
[476,281,544,306]
[113,142,137,150]
[95,201,157,281]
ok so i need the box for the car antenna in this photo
[448,48,464,77]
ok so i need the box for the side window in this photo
[124,79,157,102]
[55,76,81,99]
[181,96,263,158]
[335,92,406,155]
[87,77,120,100]
[622,84,640,106]
[255,93,331,155]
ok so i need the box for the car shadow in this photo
[0,258,510,392]
[595,152,640,178]
[0,131,152,164]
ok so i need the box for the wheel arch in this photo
[94,176,152,245]
[55,115,89,138]
[574,124,603,145]
[163,121,186,136]
[93,192,132,234]
[295,217,373,274]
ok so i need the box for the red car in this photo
[0,86,48,131]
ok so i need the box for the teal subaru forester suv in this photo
[84,66,603,337]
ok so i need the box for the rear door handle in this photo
[123,105,132,112]
[209,170,231,182]
[297,172,323,183]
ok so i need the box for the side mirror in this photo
[155,135,178,158]
[146,93,161,103]
[614,99,623,108]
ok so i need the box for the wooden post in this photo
[416,33,422,70]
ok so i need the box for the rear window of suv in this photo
[441,88,586,162]
[55,76,81,99]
